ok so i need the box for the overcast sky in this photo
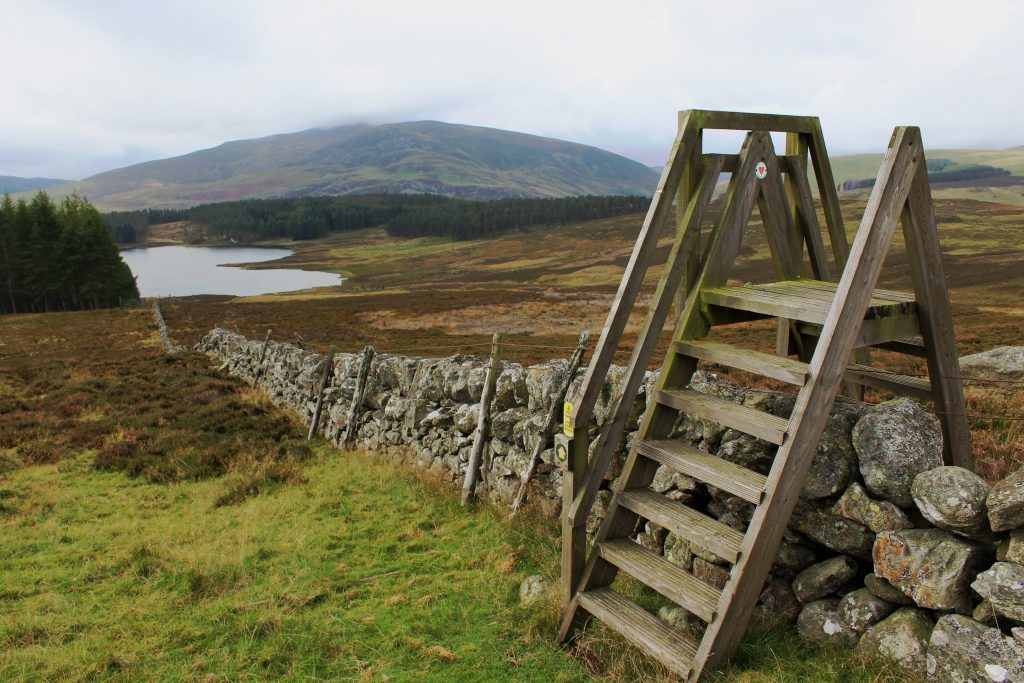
[2,0,1022,179]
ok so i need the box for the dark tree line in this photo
[103,195,447,244]
[103,193,652,244]
[0,192,139,315]
[839,160,1012,192]
[384,195,651,240]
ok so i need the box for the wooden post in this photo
[307,349,335,440]
[510,330,589,515]
[461,333,502,506]
[342,345,375,448]
[254,329,272,383]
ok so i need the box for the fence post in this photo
[510,330,589,515]
[254,329,273,383]
[342,345,375,447]
[307,349,336,440]
[461,333,502,506]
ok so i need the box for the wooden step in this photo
[701,279,917,326]
[638,438,767,504]
[655,389,789,445]
[599,539,722,622]
[619,488,744,564]
[578,587,697,678]
[845,363,932,401]
[674,339,808,386]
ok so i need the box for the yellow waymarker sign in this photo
[562,401,574,438]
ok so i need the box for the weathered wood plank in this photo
[619,489,744,563]
[462,333,501,505]
[699,109,817,133]
[638,438,767,504]
[307,349,335,440]
[673,339,809,385]
[655,389,789,445]
[844,362,932,401]
[578,588,696,678]
[808,122,851,269]
[342,345,375,447]
[599,539,721,622]
[900,159,973,469]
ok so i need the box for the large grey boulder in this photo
[853,399,943,507]
[793,556,859,603]
[716,433,774,474]
[791,504,875,559]
[838,588,896,634]
[797,598,858,646]
[490,407,530,441]
[856,608,933,674]
[873,529,992,614]
[833,481,912,533]
[453,403,480,434]
[971,562,1024,622]
[912,466,992,540]
[802,413,861,499]
[987,467,1024,533]
[927,614,1024,682]
[494,366,528,409]
[959,346,1024,380]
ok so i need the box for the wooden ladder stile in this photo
[557,111,973,681]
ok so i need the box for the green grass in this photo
[1,445,915,682]
[0,446,591,681]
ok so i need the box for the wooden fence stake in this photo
[307,349,335,440]
[461,333,502,506]
[342,345,375,448]
[254,329,273,383]
[510,330,590,515]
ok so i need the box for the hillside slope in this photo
[44,121,659,210]
[830,146,1024,185]
[0,175,69,194]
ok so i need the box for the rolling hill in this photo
[830,145,1024,206]
[1,175,69,194]
[41,121,660,210]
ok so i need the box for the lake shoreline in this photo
[120,245,344,298]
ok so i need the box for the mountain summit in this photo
[52,121,659,210]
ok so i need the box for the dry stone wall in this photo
[197,329,1024,680]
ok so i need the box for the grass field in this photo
[0,309,916,681]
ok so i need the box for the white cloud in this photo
[1,0,1021,178]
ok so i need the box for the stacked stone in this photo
[196,329,1024,679]
[196,328,649,512]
